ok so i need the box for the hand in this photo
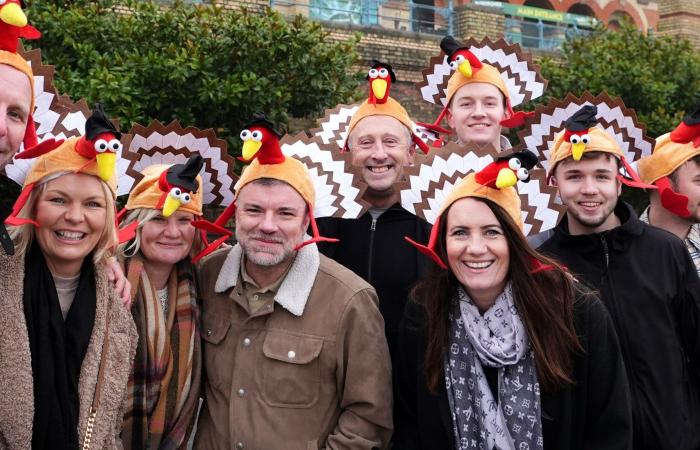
[106,257,132,309]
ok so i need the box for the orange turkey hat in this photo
[637,101,700,218]
[0,0,42,149]
[208,113,338,255]
[4,107,123,228]
[406,150,538,269]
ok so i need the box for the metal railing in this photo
[269,0,453,34]
[505,17,592,51]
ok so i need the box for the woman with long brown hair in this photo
[394,152,632,449]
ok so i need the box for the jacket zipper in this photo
[367,218,377,283]
[600,234,638,412]
[600,235,610,267]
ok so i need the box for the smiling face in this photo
[139,210,196,267]
[0,64,32,169]
[447,82,508,149]
[552,152,622,235]
[34,173,108,277]
[235,180,309,268]
[445,197,510,310]
[349,115,415,193]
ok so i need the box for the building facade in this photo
[217,0,695,123]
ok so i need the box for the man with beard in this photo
[537,106,700,450]
[195,124,393,449]
[317,61,432,358]
[637,103,700,275]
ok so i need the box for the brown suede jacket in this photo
[194,244,393,450]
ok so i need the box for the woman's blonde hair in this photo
[8,171,118,264]
[117,208,204,261]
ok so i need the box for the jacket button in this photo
[237,388,245,397]
[236,442,244,449]
[206,329,212,337]
[287,350,296,359]
[242,337,251,347]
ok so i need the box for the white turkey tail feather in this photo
[122,120,237,206]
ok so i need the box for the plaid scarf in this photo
[122,255,201,449]
[445,284,542,450]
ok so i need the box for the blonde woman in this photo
[0,131,138,450]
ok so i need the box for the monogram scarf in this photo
[445,283,543,450]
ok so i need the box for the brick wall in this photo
[322,24,439,122]
[454,4,505,40]
[321,4,506,123]
[657,0,700,49]
[216,0,267,13]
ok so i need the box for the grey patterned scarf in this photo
[444,283,543,450]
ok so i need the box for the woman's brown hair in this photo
[415,197,582,394]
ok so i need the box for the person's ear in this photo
[446,108,455,130]
[406,144,416,167]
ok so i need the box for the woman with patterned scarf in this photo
[118,154,209,450]
[394,151,633,449]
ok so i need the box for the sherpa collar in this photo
[214,241,320,317]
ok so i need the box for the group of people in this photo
[2,4,700,448]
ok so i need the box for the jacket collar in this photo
[215,242,320,317]
[554,202,643,246]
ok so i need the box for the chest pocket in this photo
[201,311,232,392]
[261,331,323,408]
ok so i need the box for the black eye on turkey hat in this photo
[498,149,539,169]
[366,60,396,82]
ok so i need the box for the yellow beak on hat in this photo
[162,194,182,218]
[458,61,473,78]
[242,140,263,161]
[572,142,586,161]
[96,152,117,182]
[0,3,27,27]
[496,168,518,189]
[371,79,387,100]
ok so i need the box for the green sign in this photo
[472,0,598,27]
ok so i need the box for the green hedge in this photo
[26,0,363,153]
[538,21,700,138]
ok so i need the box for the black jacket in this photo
[316,205,431,357]
[538,202,700,450]
[0,175,19,255]
[393,290,632,449]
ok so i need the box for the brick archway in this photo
[601,2,645,29]
[495,0,647,30]
[567,3,595,17]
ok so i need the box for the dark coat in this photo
[394,290,632,450]
[538,202,700,450]
[317,204,431,357]
[0,250,138,450]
